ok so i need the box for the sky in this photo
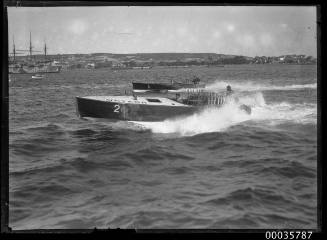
[7,6,317,57]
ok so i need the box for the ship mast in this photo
[44,40,47,61]
[29,31,33,59]
[12,35,16,61]
[9,32,43,62]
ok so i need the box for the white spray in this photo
[206,81,316,92]
[132,91,316,136]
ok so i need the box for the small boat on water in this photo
[31,74,45,79]
[75,87,251,122]
[132,76,205,92]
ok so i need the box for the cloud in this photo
[212,30,221,39]
[91,32,99,41]
[280,23,288,28]
[260,33,274,47]
[226,24,235,33]
[68,19,88,35]
[189,35,198,44]
[237,34,255,48]
[177,26,188,36]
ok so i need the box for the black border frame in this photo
[1,1,325,239]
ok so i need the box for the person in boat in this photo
[176,93,182,102]
[219,85,233,104]
[192,76,201,85]
[226,85,233,96]
[226,85,242,105]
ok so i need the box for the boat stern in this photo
[75,96,126,120]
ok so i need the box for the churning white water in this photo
[132,91,316,136]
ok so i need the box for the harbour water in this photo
[9,64,317,229]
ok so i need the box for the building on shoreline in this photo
[9,52,317,73]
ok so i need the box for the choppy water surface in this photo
[9,64,317,229]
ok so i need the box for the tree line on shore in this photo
[10,53,317,70]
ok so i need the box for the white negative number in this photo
[113,104,120,113]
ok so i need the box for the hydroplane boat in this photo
[31,74,45,79]
[132,76,205,92]
[75,87,251,122]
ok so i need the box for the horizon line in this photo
[10,52,317,58]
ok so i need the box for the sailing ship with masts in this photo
[9,32,62,74]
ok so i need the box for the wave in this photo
[206,80,317,92]
[133,99,253,136]
[249,98,317,125]
[132,92,316,136]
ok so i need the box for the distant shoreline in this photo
[9,53,317,71]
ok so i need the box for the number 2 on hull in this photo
[113,104,120,113]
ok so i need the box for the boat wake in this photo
[205,80,317,92]
[132,92,317,136]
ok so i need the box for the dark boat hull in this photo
[76,97,198,122]
[132,82,175,90]
[132,82,205,91]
